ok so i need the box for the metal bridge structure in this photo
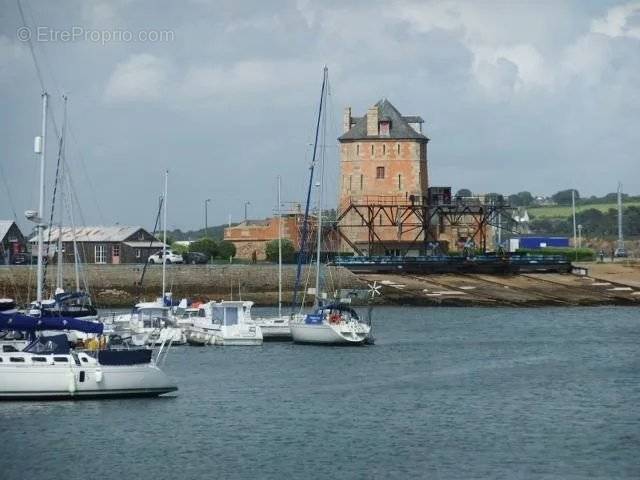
[333,191,518,256]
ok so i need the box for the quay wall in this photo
[0,264,365,308]
[1,263,638,308]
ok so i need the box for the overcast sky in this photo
[1,0,639,232]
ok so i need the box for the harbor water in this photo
[1,306,639,479]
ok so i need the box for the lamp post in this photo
[578,224,583,250]
[204,198,211,238]
[244,201,251,222]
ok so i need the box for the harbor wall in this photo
[0,264,365,308]
[0,262,637,308]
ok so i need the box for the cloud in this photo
[592,1,640,39]
[104,53,170,102]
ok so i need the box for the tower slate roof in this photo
[338,99,428,142]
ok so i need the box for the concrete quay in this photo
[0,263,638,308]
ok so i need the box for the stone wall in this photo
[0,264,365,307]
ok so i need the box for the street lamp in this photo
[578,224,582,249]
[244,201,251,222]
[204,198,211,238]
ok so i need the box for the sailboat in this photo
[0,92,177,399]
[253,175,293,340]
[28,95,98,322]
[289,67,371,345]
[109,171,184,346]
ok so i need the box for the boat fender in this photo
[329,313,341,324]
[95,369,103,383]
[68,369,76,394]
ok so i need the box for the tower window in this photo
[397,144,400,154]
[383,144,386,155]
[349,175,352,191]
[356,144,360,155]
[376,166,385,179]
[398,174,402,190]
[360,175,363,190]
[371,145,374,155]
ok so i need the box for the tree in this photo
[190,238,218,259]
[508,194,522,207]
[217,240,236,259]
[516,191,534,206]
[456,188,472,197]
[171,242,189,254]
[552,189,580,205]
[265,239,296,263]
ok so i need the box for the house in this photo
[224,213,311,260]
[224,213,341,261]
[31,226,166,264]
[0,220,27,264]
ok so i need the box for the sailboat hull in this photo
[290,322,368,345]
[0,361,177,400]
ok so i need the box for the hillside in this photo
[529,201,640,219]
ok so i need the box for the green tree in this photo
[171,242,189,254]
[190,238,218,259]
[516,191,534,206]
[217,240,236,259]
[456,188,472,197]
[265,239,296,263]
[552,189,579,205]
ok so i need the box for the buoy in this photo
[95,369,103,383]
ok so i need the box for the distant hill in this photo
[528,201,640,220]
[168,224,237,242]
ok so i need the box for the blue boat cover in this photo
[314,303,360,320]
[0,311,104,334]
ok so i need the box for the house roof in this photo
[31,226,155,243]
[0,221,17,241]
[339,99,428,142]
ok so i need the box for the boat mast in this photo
[314,84,327,307]
[162,170,168,301]
[67,173,81,293]
[617,182,624,251]
[291,66,328,312]
[56,95,68,293]
[277,175,282,317]
[36,92,48,304]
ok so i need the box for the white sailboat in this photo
[109,171,185,346]
[253,175,292,340]
[0,93,177,399]
[0,313,176,400]
[288,67,371,346]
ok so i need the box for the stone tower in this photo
[337,99,429,254]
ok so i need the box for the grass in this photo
[528,201,640,219]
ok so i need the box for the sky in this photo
[0,0,639,233]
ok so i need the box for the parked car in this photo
[148,249,183,264]
[614,248,628,258]
[182,251,209,264]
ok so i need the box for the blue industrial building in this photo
[509,236,570,251]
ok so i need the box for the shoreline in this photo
[0,263,638,309]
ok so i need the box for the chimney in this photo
[343,106,352,133]
[366,105,379,136]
